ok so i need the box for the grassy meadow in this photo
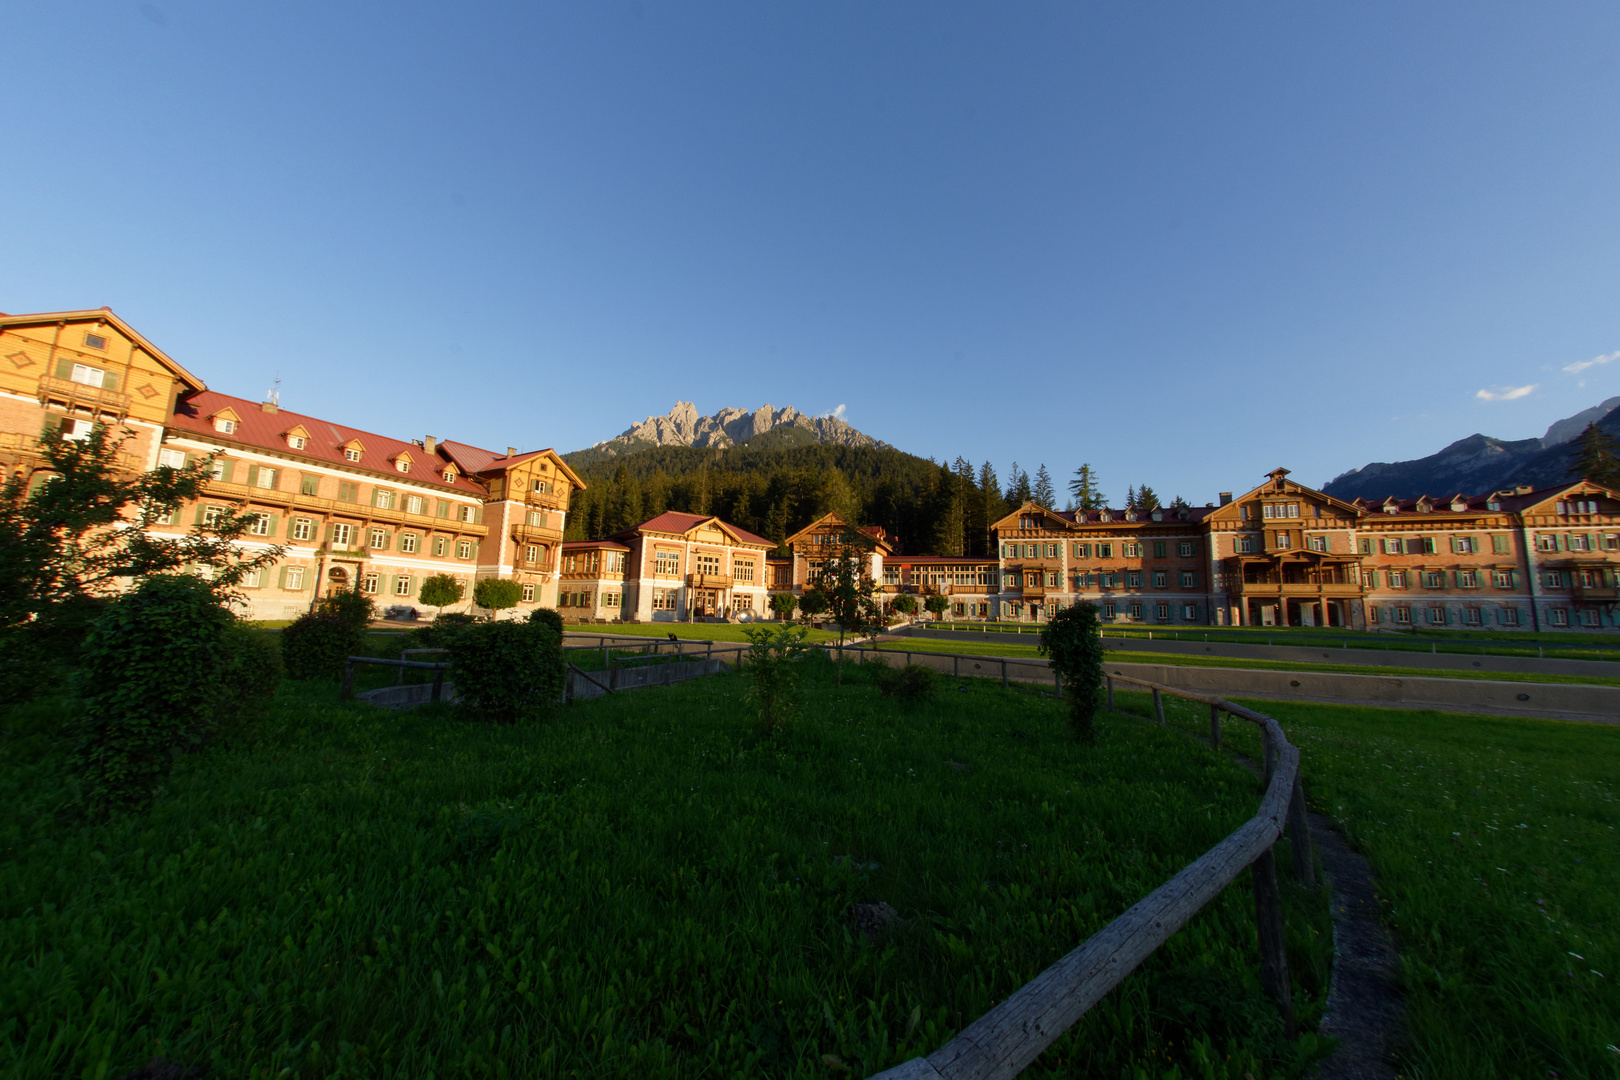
[1124,689,1620,1080]
[2,656,1330,1079]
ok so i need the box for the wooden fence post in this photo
[1251,846,1296,1037]
[1053,668,1061,695]
[1152,687,1166,725]
[341,659,355,701]
[1262,727,1276,786]
[1288,776,1316,889]
[1209,704,1222,748]
[1106,676,1114,710]
[1001,659,1008,688]
[609,656,619,691]
[396,648,407,685]
[431,667,445,703]
[953,655,959,678]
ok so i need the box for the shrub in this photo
[527,607,564,638]
[741,623,810,733]
[317,587,375,628]
[924,593,950,620]
[71,574,233,814]
[891,594,919,616]
[281,612,367,681]
[872,662,935,702]
[769,592,797,620]
[473,577,523,619]
[445,619,564,723]
[1039,601,1105,743]
[419,572,465,616]
[216,624,283,722]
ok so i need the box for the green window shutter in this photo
[323,522,333,542]
[216,461,232,483]
[102,372,119,392]
[40,416,61,436]
[54,358,71,378]
[380,531,391,551]
[246,465,259,487]
[437,499,449,518]
[266,514,280,538]
[194,504,207,526]
[277,566,288,589]
[183,453,195,469]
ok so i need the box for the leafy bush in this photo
[1039,601,1106,743]
[216,625,284,722]
[924,594,950,620]
[70,574,233,814]
[316,587,375,628]
[872,662,935,702]
[528,607,564,637]
[742,623,810,732]
[891,594,919,616]
[769,592,797,620]
[419,572,465,615]
[445,619,564,722]
[280,613,367,681]
[473,577,523,619]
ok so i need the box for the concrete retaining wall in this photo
[567,657,732,700]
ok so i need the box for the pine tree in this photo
[956,456,983,556]
[979,461,1002,555]
[1125,485,1137,511]
[932,463,965,556]
[1137,486,1161,512]
[1012,466,1032,505]
[1068,464,1105,510]
[1032,464,1055,509]
[1573,423,1620,488]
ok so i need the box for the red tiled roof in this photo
[169,391,484,494]
[436,439,585,489]
[617,511,774,547]
[562,539,630,551]
[1057,506,1216,524]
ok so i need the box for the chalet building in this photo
[779,512,891,594]
[556,539,631,620]
[880,556,1000,619]
[610,511,774,622]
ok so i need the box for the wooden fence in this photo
[869,672,1313,1080]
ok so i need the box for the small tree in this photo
[1039,602,1106,744]
[1572,422,1620,489]
[420,572,465,617]
[803,526,883,685]
[473,577,523,620]
[444,618,564,723]
[769,591,797,621]
[891,594,919,617]
[741,623,810,732]
[924,593,950,621]
[797,588,828,622]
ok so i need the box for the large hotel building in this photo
[4,307,1618,631]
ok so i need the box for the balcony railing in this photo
[689,573,733,589]
[197,481,490,536]
[1,431,140,473]
[37,375,134,415]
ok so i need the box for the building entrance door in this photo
[327,566,349,597]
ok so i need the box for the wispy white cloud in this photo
[1562,350,1620,375]
[1476,384,1537,402]
[825,403,847,420]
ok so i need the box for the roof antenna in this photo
[266,373,281,407]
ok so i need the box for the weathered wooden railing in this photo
[340,656,450,702]
[870,673,1314,1080]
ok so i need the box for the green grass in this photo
[562,621,848,645]
[1123,689,1620,1080]
[870,636,1620,687]
[1,661,1330,1079]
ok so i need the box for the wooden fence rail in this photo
[341,656,449,702]
[869,672,1313,1080]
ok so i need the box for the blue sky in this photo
[5,2,1619,504]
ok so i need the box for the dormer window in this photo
[1150,510,1163,521]
[1450,498,1467,512]
[344,447,361,462]
[216,418,236,434]
[289,435,306,450]
[1487,499,1502,511]
[396,459,411,473]
[444,466,457,482]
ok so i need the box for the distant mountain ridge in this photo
[568,401,887,467]
[1324,396,1620,501]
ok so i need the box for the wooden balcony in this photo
[198,481,489,536]
[513,523,563,544]
[1237,581,1363,598]
[37,375,134,416]
[525,490,569,513]
[1,431,140,473]
[689,573,733,589]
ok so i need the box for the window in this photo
[1073,542,1090,558]
[1102,603,1116,620]
[1287,503,1300,518]
[882,568,899,586]
[1129,602,1143,620]
[1155,603,1170,621]
[331,523,353,547]
[1537,535,1557,552]
[444,467,457,482]
[1569,534,1592,552]
[369,528,387,549]
[83,332,107,350]
[1451,536,1478,554]
[1493,570,1513,588]
[1306,535,1327,552]
[344,447,361,462]
[215,417,236,434]
[652,588,678,611]
[1492,534,1511,555]
[1096,543,1113,558]
[400,533,418,553]
[532,477,550,494]
[406,495,424,515]
[1388,570,1407,589]
[457,540,473,559]
[209,459,226,480]
[1178,541,1194,557]
[154,505,175,525]
[733,559,756,583]
[1363,569,1378,588]
[1046,571,1060,587]
[1500,606,1519,626]
[373,489,395,510]
[1152,571,1167,588]
[300,474,319,496]
[1605,534,1620,551]
[289,434,306,450]
[1383,538,1402,554]
[202,505,225,528]
[1122,542,1141,558]
[158,448,186,469]
[70,363,106,387]
[285,567,305,590]
[1549,608,1569,627]
[254,467,277,489]
[1126,570,1142,588]
[394,576,413,597]
[1422,571,1443,589]
[655,550,681,575]
[1179,571,1196,588]
[1428,606,1447,625]
[1394,605,1411,624]
[1153,541,1167,558]
[1544,570,1566,588]
[434,537,448,557]
[1367,605,1380,624]
[362,573,380,594]
[337,482,358,503]
[1559,499,1599,515]
[1463,607,1481,626]
[249,513,271,536]
[1358,538,1374,555]
[1182,603,1198,620]
[396,459,411,474]
[524,544,541,564]
[459,505,476,523]
[1579,569,1603,588]
[1045,543,1059,558]
[1262,504,1275,519]
[292,517,313,541]
[1456,569,1478,588]
[521,583,535,602]
[1578,609,1601,628]
[1274,531,1290,548]
[1235,536,1256,554]
[526,510,549,528]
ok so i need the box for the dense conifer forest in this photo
[559,444,1167,555]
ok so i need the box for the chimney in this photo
[507,446,518,458]
[1218,492,1233,505]
[424,435,436,454]
[260,399,278,414]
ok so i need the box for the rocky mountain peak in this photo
[582,401,886,458]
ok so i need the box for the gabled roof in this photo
[437,440,586,490]
[615,511,774,548]
[167,390,485,494]
[783,511,893,553]
[992,502,1075,531]
[1055,505,1217,525]
[0,307,207,392]
[1204,469,1365,521]
[1507,480,1620,515]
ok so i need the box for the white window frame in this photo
[158,448,186,469]
[292,517,314,542]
